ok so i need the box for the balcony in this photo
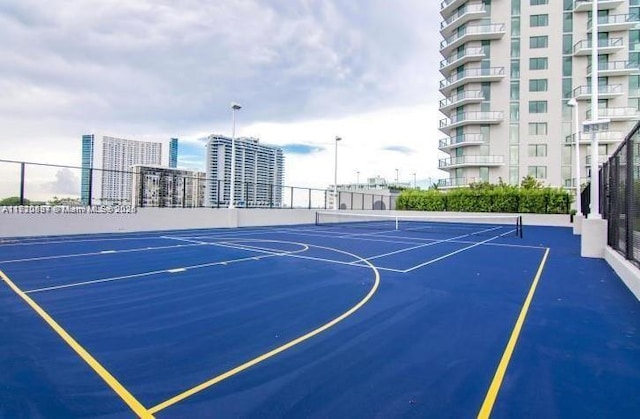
[565,131,624,144]
[438,133,485,151]
[439,111,504,132]
[573,38,623,56]
[439,67,505,95]
[588,14,640,32]
[564,177,591,188]
[574,0,625,13]
[437,177,484,189]
[440,47,486,74]
[438,155,505,170]
[586,107,640,121]
[440,24,506,56]
[440,0,467,18]
[441,4,488,38]
[572,84,623,100]
[439,90,484,113]
[587,60,640,77]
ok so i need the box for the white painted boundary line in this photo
[0,243,207,264]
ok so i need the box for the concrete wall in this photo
[0,208,572,238]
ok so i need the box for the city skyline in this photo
[0,1,443,195]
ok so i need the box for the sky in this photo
[0,0,445,198]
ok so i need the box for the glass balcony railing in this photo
[439,67,505,90]
[438,133,485,149]
[573,38,623,55]
[586,60,640,76]
[439,90,484,110]
[440,24,506,52]
[437,177,484,188]
[438,155,505,169]
[439,111,504,129]
[440,47,486,70]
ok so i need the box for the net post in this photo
[315,211,319,226]
[518,215,523,238]
[395,216,399,230]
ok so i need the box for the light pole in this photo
[567,98,581,215]
[229,102,242,209]
[412,172,417,189]
[334,136,341,210]
[395,168,399,185]
[356,170,360,186]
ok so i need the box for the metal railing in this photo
[601,120,640,266]
[0,159,398,211]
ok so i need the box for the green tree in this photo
[520,175,544,189]
[0,197,30,206]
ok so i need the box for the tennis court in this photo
[1,212,639,418]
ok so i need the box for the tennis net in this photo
[315,211,523,238]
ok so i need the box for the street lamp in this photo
[567,98,581,216]
[356,170,360,186]
[229,102,242,209]
[412,172,417,189]
[395,168,399,185]
[334,136,341,210]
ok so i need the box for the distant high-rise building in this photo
[205,135,284,207]
[437,0,640,189]
[131,165,205,208]
[81,134,177,204]
[169,138,179,168]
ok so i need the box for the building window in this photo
[530,57,548,70]
[530,14,549,27]
[528,144,548,157]
[528,122,548,135]
[529,100,548,113]
[529,79,548,92]
[511,59,521,78]
[528,166,547,179]
[531,0,548,4]
[530,36,548,49]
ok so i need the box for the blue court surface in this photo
[1,220,639,418]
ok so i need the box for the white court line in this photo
[25,240,310,294]
[0,243,206,264]
[352,226,502,263]
[401,229,516,273]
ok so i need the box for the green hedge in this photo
[396,187,571,214]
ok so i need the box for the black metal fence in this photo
[0,159,397,211]
[601,120,640,266]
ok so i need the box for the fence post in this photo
[290,187,294,209]
[19,162,25,205]
[308,188,311,210]
[626,135,634,260]
[88,168,93,206]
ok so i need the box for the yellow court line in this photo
[149,247,381,415]
[477,247,550,419]
[0,270,153,419]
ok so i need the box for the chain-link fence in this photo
[602,120,640,266]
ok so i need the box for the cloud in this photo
[42,168,80,196]
[381,146,415,155]
[281,144,324,155]
[0,0,444,190]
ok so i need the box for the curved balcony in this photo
[574,0,625,13]
[586,107,640,121]
[439,67,505,95]
[439,111,504,132]
[440,47,486,75]
[565,131,624,145]
[437,177,484,189]
[439,90,484,113]
[587,60,640,77]
[438,155,505,170]
[573,38,623,56]
[588,14,640,32]
[441,4,488,38]
[438,133,485,151]
[440,0,467,18]
[572,84,623,100]
[440,24,506,56]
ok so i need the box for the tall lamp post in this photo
[567,98,581,215]
[395,168,399,185]
[334,136,341,210]
[412,172,417,189]
[356,170,360,186]
[229,102,242,209]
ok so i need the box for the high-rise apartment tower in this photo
[205,135,284,207]
[437,0,640,189]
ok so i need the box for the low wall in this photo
[0,208,317,238]
[0,208,572,238]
